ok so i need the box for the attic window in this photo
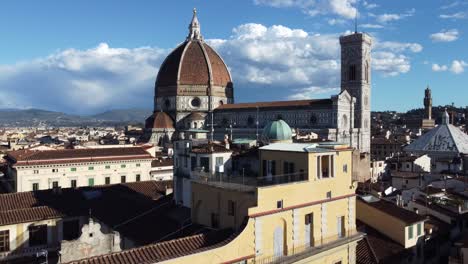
[277,200,283,209]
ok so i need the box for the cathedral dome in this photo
[145,111,174,130]
[155,9,232,95]
[262,119,293,143]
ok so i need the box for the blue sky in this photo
[0,0,467,114]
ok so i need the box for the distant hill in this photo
[91,109,151,122]
[0,108,151,127]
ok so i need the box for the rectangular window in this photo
[136,163,141,167]
[32,183,39,191]
[88,166,94,171]
[0,230,10,252]
[105,177,110,185]
[349,65,356,81]
[327,191,332,199]
[408,225,414,239]
[71,180,77,188]
[28,225,47,246]
[70,168,77,172]
[88,178,94,186]
[63,220,80,241]
[228,200,236,216]
[33,170,39,174]
[216,157,224,165]
[277,200,283,209]
[337,216,345,238]
[417,223,422,236]
[120,164,126,168]
[121,176,126,183]
[52,181,59,188]
[105,165,111,169]
[136,174,141,182]
[52,169,58,173]
[343,164,348,173]
[305,213,313,225]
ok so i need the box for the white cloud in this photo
[328,18,346,25]
[288,86,340,100]
[439,12,467,19]
[372,51,410,76]
[253,0,358,19]
[374,9,415,23]
[0,43,168,113]
[363,1,378,9]
[0,23,423,112]
[430,29,459,42]
[451,60,468,74]
[431,60,468,74]
[432,63,448,72]
[377,41,423,53]
[360,24,384,29]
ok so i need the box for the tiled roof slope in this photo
[215,99,332,111]
[6,147,152,165]
[358,197,426,224]
[0,181,172,230]
[356,237,378,264]
[64,229,234,264]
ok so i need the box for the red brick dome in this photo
[155,9,233,98]
[156,40,232,88]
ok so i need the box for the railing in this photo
[253,230,363,264]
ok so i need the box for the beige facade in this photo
[168,142,362,263]
[12,159,152,192]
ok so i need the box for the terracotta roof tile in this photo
[156,43,187,87]
[358,196,426,224]
[145,112,175,130]
[7,147,152,166]
[215,99,333,111]
[203,43,232,87]
[180,41,210,85]
[64,229,234,264]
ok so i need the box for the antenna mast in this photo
[354,7,358,33]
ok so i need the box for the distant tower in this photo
[421,86,435,129]
[340,32,372,153]
[424,86,432,120]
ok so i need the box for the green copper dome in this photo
[262,119,293,143]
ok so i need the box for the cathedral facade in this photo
[145,9,372,153]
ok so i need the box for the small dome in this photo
[145,112,174,130]
[262,119,293,143]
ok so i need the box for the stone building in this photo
[145,9,373,154]
[1,147,154,193]
[422,86,435,129]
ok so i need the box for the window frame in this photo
[28,225,48,247]
[0,230,10,252]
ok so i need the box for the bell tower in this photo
[424,86,432,120]
[339,32,372,153]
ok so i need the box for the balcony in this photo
[253,231,364,264]
[192,171,309,193]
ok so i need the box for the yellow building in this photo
[168,141,362,264]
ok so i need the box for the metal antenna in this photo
[354,7,358,33]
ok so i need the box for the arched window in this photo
[341,114,348,128]
[277,114,283,120]
[164,99,171,110]
[219,100,224,106]
[349,65,357,81]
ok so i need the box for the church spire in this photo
[187,8,202,40]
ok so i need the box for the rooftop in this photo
[0,181,194,246]
[6,147,153,166]
[259,142,350,153]
[358,195,426,225]
[215,99,332,111]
